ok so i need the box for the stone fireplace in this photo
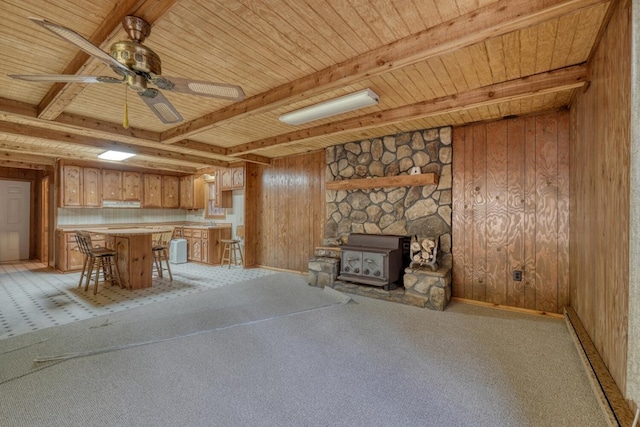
[308,125,453,310]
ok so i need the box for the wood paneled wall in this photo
[244,151,325,272]
[570,0,630,393]
[452,111,570,313]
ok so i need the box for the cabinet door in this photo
[232,166,244,189]
[61,165,82,207]
[201,238,209,264]
[102,170,122,201]
[191,238,202,262]
[143,174,162,207]
[162,175,180,208]
[82,167,101,207]
[65,233,85,271]
[220,168,233,190]
[122,171,141,201]
[179,175,194,209]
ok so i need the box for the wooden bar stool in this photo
[75,231,123,294]
[220,239,244,268]
[151,229,173,281]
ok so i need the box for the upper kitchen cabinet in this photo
[143,173,162,208]
[180,175,205,209]
[82,167,101,207]
[219,166,245,191]
[122,171,141,201]
[60,164,100,207]
[232,167,245,189]
[102,170,122,201]
[162,175,180,208]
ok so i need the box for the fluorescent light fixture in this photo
[98,150,136,161]
[279,89,379,125]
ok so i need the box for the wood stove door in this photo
[341,250,363,275]
[362,252,386,281]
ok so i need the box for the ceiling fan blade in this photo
[28,17,131,75]
[9,74,123,84]
[153,76,245,101]
[138,89,183,124]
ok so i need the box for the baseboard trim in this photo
[451,297,564,319]
[564,307,634,426]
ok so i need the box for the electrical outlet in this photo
[513,270,523,281]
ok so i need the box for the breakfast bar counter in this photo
[81,228,172,289]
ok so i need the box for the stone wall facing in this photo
[325,126,453,269]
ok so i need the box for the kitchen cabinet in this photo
[181,227,230,265]
[143,174,162,207]
[102,170,122,201]
[82,167,101,207]
[219,166,245,191]
[55,230,105,272]
[162,175,180,208]
[122,171,141,201]
[180,175,205,209]
[232,167,245,189]
[60,165,82,207]
[60,165,102,207]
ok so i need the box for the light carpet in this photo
[0,273,607,426]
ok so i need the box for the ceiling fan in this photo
[9,16,245,125]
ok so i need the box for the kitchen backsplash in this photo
[57,208,192,225]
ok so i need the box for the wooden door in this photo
[122,171,141,201]
[0,180,30,261]
[41,176,49,265]
[143,174,162,207]
[83,167,101,207]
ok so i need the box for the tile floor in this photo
[0,261,276,341]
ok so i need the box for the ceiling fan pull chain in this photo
[123,85,129,129]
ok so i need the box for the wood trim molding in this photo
[326,173,438,191]
[564,307,634,426]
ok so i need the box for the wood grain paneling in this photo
[570,0,630,395]
[244,151,325,273]
[452,111,569,313]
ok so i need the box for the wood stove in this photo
[337,234,410,289]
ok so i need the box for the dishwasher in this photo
[169,226,187,264]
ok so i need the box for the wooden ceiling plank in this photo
[226,64,587,156]
[161,0,606,145]
[37,0,180,121]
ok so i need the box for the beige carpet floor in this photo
[0,272,607,426]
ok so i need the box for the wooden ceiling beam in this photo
[226,65,587,156]
[160,0,607,145]
[37,0,179,120]
[0,121,229,168]
[0,150,54,169]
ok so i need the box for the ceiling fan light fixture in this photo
[98,150,135,161]
[279,89,379,125]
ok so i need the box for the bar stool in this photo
[151,229,173,281]
[75,231,122,294]
[220,239,244,268]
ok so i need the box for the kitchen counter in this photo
[56,223,231,231]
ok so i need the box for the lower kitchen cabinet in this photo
[55,230,106,272]
[180,227,230,265]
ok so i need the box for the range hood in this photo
[102,200,142,208]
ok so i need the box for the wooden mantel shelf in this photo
[326,173,438,191]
